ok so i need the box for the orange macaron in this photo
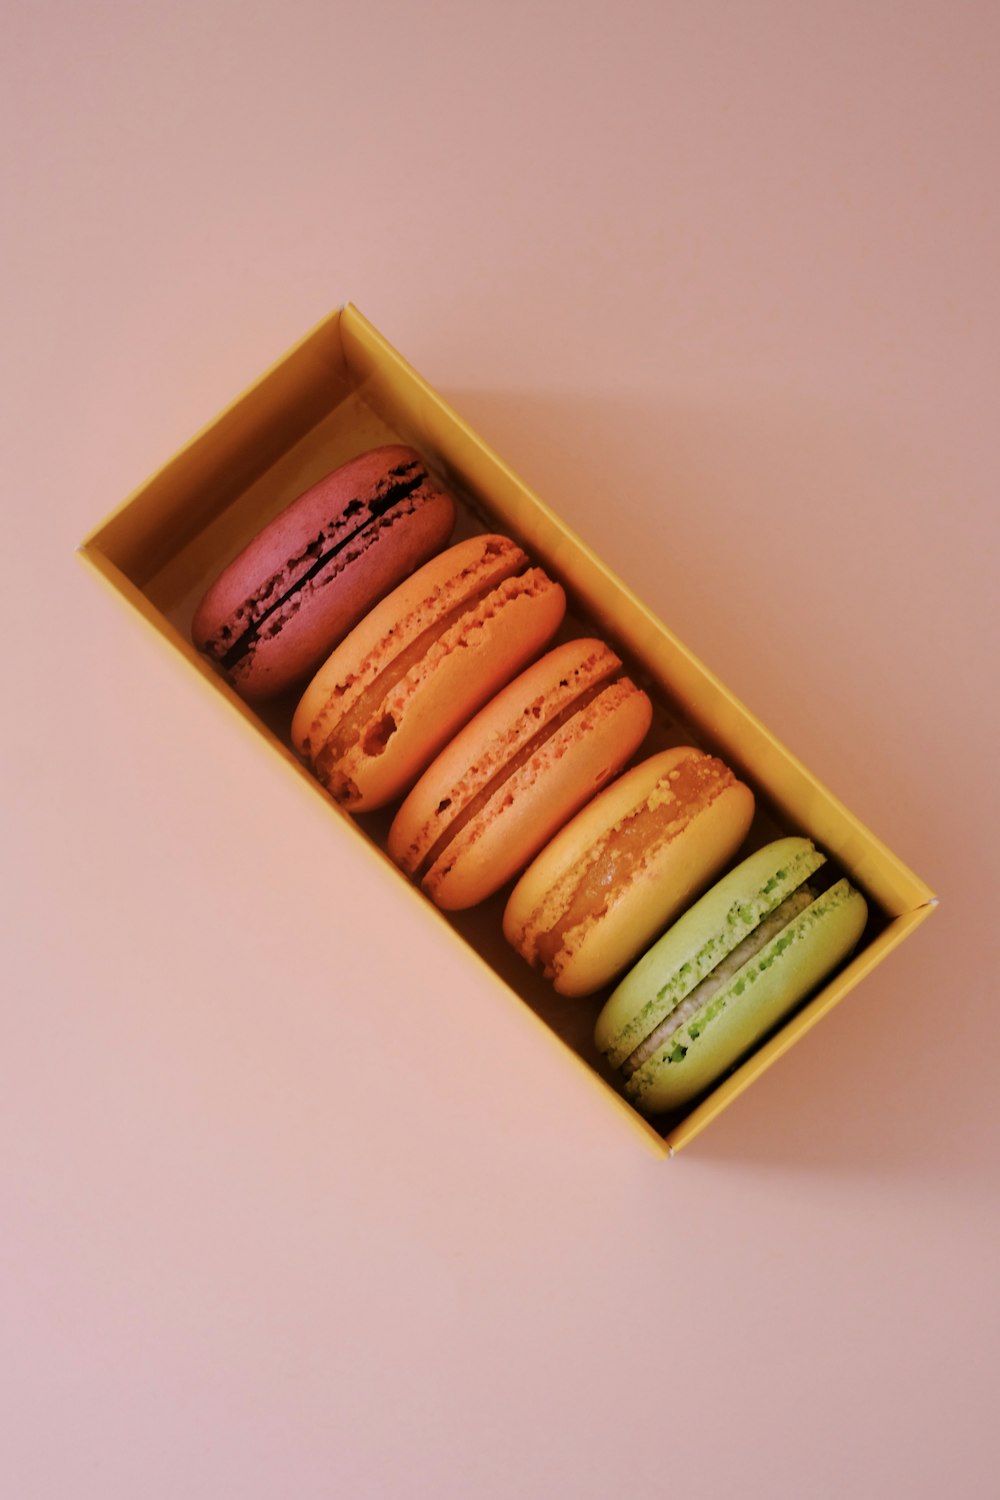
[503,747,755,996]
[387,639,653,909]
[292,534,566,811]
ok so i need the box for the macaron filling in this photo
[530,753,736,974]
[414,672,639,886]
[621,883,816,1076]
[205,458,435,672]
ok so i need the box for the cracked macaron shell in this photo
[387,638,653,910]
[291,534,566,812]
[192,445,455,701]
[503,746,755,997]
[622,874,868,1114]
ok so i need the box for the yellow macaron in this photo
[503,746,755,996]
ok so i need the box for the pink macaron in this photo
[192,445,455,700]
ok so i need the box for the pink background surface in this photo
[4,3,998,1495]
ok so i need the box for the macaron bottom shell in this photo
[625,879,868,1114]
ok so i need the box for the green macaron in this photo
[594,837,868,1114]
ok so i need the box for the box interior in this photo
[81,306,935,1154]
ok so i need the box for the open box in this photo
[79,305,936,1155]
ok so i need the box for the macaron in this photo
[192,445,455,700]
[594,837,868,1113]
[387,639,653,910]
[503,746,755,997]
[292,534,566,811]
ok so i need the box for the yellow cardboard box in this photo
[79,305,936,1156]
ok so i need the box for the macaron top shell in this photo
[292,534,566,811]
[503,746,755,997]
[387,638,653,910]
[192,445,455,700]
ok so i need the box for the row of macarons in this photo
[193,445,868,1113]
